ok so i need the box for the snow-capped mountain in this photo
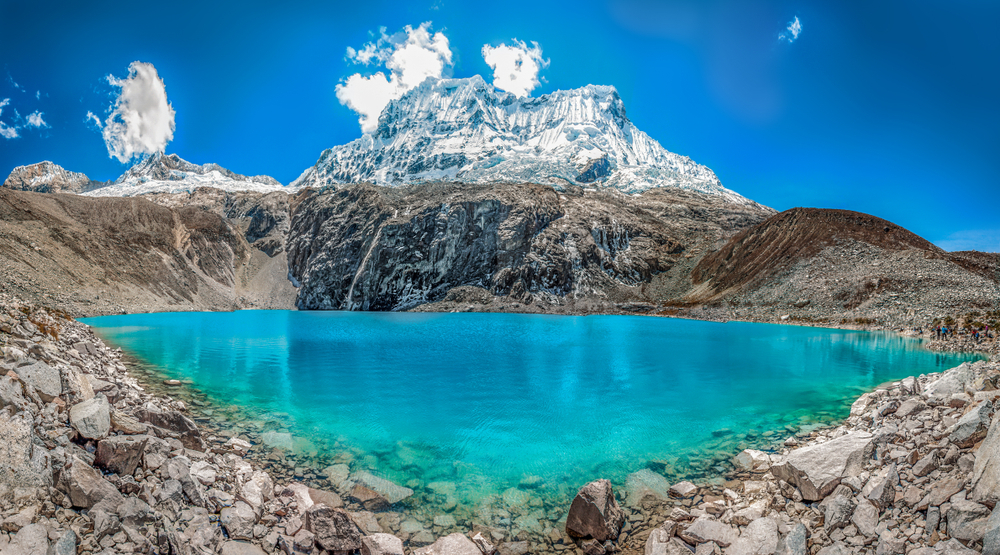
[84,153,285,197]
[3,161,102,194]
[293,75,751,204]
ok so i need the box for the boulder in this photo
[565,479,626,542]
[822,495,855,531]
[55,455,123,509]
[94,434,148,476]
[669,481,698,498]
[0,410,51,501]
[470,532,497,555]
[412,533,482,555]
[645,527,690,555]
[220,501,257,541]
[304,504,363,552]
[862,463,898,510]
[726,517,778,555]
[13,360,60,402]
[69,395,110,440]
[946,498,990,542]
[47,530,77,555]
[134,408,206,451]
[352,471,413,504]
[769,431,874,501]
[350,483,390,511]
[165,456,208,507]
[625,469,673,508]
[733,450,771,473]
[219,541,267,555]
[678,517,738,548]
[850,499,879,538]
[928,476,965,507]
[912,451,938,477]
[0,372,29,412]
[936,538,980,555]
[924,363,975,399]
[895,398,927,417]
[949,400,993,448]
[59,364,94,403]
[774,523,807,555]
[190,460,217,486]
[238,470,273,510]
[973,413,1000,505]
[876,530,905,555]
[2,522,49,555]
[362,533,406,555]
[308,486,344,509]
[816,542,851,555]
[984,506,1000,555]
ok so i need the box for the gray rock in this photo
[646,527,690,555]
[924,362,975,399]
[850,499,879,538]
[984,506,1000,555]
[55,455,122,509]
[13,360,61,402]
[946,498,990,542]
[498,540,529,555]
[352,471,413,504]
[413,533,482,555]
[769,431,874,501]
[133,408,206,451]
[219,541,267,555]
[189,460,217,485]
[774,523,807,555]
[669,481,698,498]
[726,517,778,555]
[927,506,941,534]
[862,463,898,510]
[470,532,496,555]
[46,529,77,555]
[0,372,29,412]
[949,400,993,447]
[937,538,980,555]
[678,517,738,548]
[912,450,938,477]
[4,523,48,555]
[815,542,850,555]
[973,411,1000,505]
[165,456,207,508]
[565,479,626,542]
[94,434,147,476]
[220,501,257,541]
[895,398,927,417]
[59,364,94,403]
[304,504,363,552]
[875,530,904,555]
[0,410,52,502]
[362,533,405,555]
[928,476,965,507]
[733,450,771,472]
[625,469,673,508]
[69,395,110,440]
[823,495,855,530]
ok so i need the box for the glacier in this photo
[83,153,286,197]
[293,75,752,204]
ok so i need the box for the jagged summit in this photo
[85,152,285,197]
[293,75,752,204]
[3,161,102,194]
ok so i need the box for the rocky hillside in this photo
[285,183,773,312]
[0,188,295,316]
[686,208,1000,326]
[3,161,104,194]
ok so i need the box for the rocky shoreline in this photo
[1,298,998,555]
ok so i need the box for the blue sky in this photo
[1,0,998,252]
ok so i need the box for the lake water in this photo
[82,311,979,524]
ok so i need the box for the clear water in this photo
[82,311,980,513]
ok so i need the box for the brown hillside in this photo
[691,208,943,297]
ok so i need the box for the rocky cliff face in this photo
[3,161,102,194]
[286,183,774,312]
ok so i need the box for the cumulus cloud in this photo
[100,61,176,163]
[0,98,18,139]
[779,16,802,43]
[85,111,102,129]
[26,111,47,128]
[482,40,549,97]
[337,22,453,133]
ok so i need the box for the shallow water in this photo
[83,311,980,515]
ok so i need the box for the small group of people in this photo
[932,323,994,343]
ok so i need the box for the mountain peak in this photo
[295,76,752,204]
[85,153,285,197]
[3,161,101,194]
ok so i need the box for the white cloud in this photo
[779,16,802,43]
[26,111,47,128]
[482,40,549,97]
[337,22,453,133]
[85,111,102,129]
[101,61,176,163]
[0,98,18,139]
[35,91,40,100]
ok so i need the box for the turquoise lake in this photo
[82,310,980,512]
